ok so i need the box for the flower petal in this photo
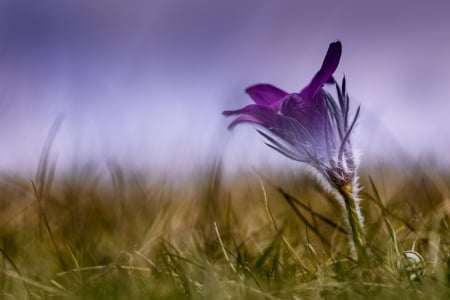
[224,104,309,146]
[300,41,341,99]
[224,102,328,164]
[245,84,288,109]
[223,104,280,128]
[280,92,329,153]
[281,93,326,125]
[227,115,263,129]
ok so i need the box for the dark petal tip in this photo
[300,41,342,98]
[326,76,336,84]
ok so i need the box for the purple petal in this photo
[224,104,309,145]
[224,102,328,162]
[281,93,328,135]
[223,104,263,117]
[300,41,341,99]
[326,76,336,84]
[245,84,288,109]
[223,104,280,127]
[227,115,263,129]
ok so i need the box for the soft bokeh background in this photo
[0,0,449,178]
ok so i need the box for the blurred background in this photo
[0,0,449,178]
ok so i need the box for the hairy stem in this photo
[339,186,367,265]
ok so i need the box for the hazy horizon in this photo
[1,0,449,177]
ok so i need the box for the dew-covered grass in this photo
[1,155,449,299]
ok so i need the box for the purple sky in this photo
[0,1,449,176]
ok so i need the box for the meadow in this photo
[0,149,449,299]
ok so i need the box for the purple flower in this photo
[223,41,360,190]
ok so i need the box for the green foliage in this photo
[0,159,449,299]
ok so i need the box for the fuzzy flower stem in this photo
[339,185,367,265]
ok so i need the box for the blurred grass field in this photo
[0,152,449,299]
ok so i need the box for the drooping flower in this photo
[223,41,360,191]
[224,41,368,264]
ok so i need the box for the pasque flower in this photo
[224,41,368,263]
[223,41,359,191]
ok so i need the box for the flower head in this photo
[223,41,360,190]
